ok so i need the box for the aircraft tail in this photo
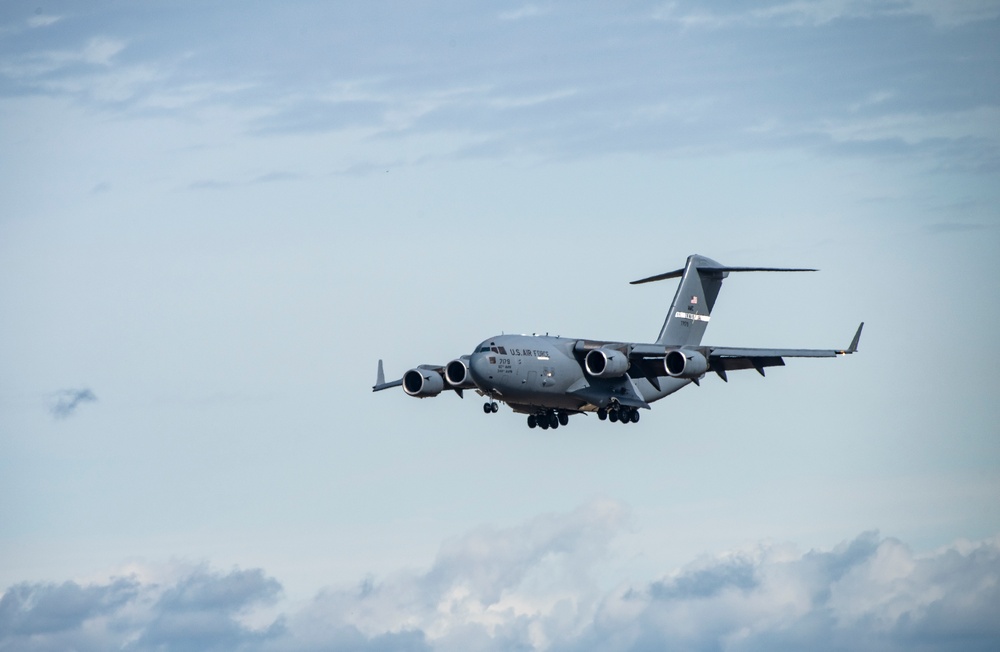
[631,254,816,347]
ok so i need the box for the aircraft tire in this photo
[597,408,607,421]
[527,415,537,428]
[491,402,499,413]
[483,403,491,414]
[631,410,640,423]
[609,410,619,423]
[539,419,549,430]
[558,412,569,426]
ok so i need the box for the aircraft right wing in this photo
[372,359,404,392]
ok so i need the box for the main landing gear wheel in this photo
[608,409,619,423]
[597,408,607,421]
[528,410,566,430]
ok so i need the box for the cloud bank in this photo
[3,502,998,651]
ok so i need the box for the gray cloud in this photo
[0,568,282,652]
[1,3,995,172]
[2,503,998,652]
[45,388,97,419]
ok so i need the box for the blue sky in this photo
[1,2,998,650]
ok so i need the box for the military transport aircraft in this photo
[373,254,862,429]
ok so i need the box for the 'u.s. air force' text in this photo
[508,348,549,357]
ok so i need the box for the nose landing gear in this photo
[483,401,499,414]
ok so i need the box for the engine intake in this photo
[585,348,630,378]
[665,349,709,378]
[445,358,477,389]
[403,368,445,397]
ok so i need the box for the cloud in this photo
[45,388,97,419]
[27,14,65,29]
[2,503,998,651]
[498,5,549,22]
[652,0,1000,29]
[0,567,282,652]
[926,222,989,234]
[0,37,126,79]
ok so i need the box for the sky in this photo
[1,1,999,650]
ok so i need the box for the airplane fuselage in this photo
[469,334,691,414]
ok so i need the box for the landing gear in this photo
[483,401,499,414]
[527,409,568,430]
[602,401,640,426]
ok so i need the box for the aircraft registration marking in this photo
[674,311,710,322]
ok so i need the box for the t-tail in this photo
[631,254,817,347]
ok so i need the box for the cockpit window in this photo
[478,346,490,353]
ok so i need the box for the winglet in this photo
[373,359,404,392]
[840,322,864,354]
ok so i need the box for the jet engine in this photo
[402,367,445,397]
[445,357,477,389]
[585,348,630,378]
[665,349,709,378]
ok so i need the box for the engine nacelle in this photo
[665,349,709,378]
[585,348,630,378]
[402,367,445,397]
[445,357,477,389]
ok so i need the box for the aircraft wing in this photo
[601,322,863,385]
[372,360,470,397]
[705,322,863,379]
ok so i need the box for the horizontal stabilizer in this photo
[631,266,816,285]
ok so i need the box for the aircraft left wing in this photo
[705,322,863,379]
[578,323,863,387]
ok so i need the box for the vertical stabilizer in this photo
[653,254,725,347]
[631,255,817,348]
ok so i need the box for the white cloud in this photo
[2,505,998,651]
[27,14,65,29]
[499,5,550,22]
[0,37,126,81]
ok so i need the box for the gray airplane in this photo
[373,254,862,429]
